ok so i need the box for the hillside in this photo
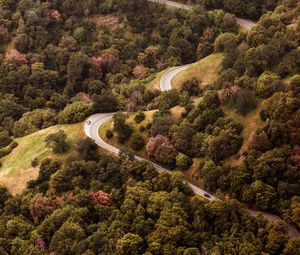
[172,53,224,90]
[0,123,83,194]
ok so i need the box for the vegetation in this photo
[0,0,299,253]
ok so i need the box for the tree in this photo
[130,133,145,151]
[248,130,271,152]
[157,89,179,111]
[13,109,57,137]
[0,129,12,149]
[75,137,99,161]
[58,102,93,124]
[116,233,144,255]
[176,153,192,170]
[146,135,170,157]
[44,130,69,153]
[134,112,145,124]
[214,33,238,52]
[65,52,89,95]
[89,191,111,206]
[49,221,87,255]
[180,78,200,96]
[256,72,281,98]
[242,180,277,210]
[113,112,132,143]
[154,143,178,166]
[92,90,118,112]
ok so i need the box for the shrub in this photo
[0,130,12,149]
[105,130,113,140]
[256,72,281,98]
[176,153,192,170]
[44,130,69,154]
[0,141,18,158]
[13,109,57,137]
[134,112,145,123]
[180,78,200,96]
[58,102,93,124]
[130,134,145,151]
[75,137,99,161]
[31,158,39,167]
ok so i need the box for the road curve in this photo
[84,113,217,201]
[160,64,191,91]
[148,0,255,30]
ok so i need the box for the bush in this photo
[58,102,93,124]
[0,141,18,158]
[105,130,113,140]
[44,130,69,154]
[180,78,200,96]
[113,112,133,144]
[13,109,57,137]
[214,33,238,52]
[256,72,281,98]
[134,112,145,123]
[130,134,145,151]
[139,126,146,132]
[75,137,99,161]
[0,130,12,149]
[31,158,39,167]
[176,153,192,170]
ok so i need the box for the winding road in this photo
[84,0,299,238]
[148,0,256,30]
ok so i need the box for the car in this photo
[204,193,211,198]
[86,120,91,125]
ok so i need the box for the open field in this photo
[171,53,223,90]
[0,123,83,194]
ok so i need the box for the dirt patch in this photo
[0,167,39,195]
[93,14,119,30]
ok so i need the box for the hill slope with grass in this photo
[0,123,83,194]
[171,53,224,90]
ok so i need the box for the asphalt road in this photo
[148,0,256,30]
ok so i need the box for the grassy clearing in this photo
[223,99,268,152]
[171,53,224,90]
[0,123,83,195]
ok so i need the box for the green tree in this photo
[75,137,99,161]
[44,130,69,154]
[116,233,144,255]
[176,153,192,170]
[113,112,132,143]
[130,133,145,151]
[58,102,93,124]
[256,72,281,98]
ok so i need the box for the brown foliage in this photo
[89,191,112,206]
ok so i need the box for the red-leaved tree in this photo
[145,135,170,157]
[7,49,28,64]
[89,191,112,206]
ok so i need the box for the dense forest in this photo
[0,0,299,254]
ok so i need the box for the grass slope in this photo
[0,123,83,194]
[171,53,224,90]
